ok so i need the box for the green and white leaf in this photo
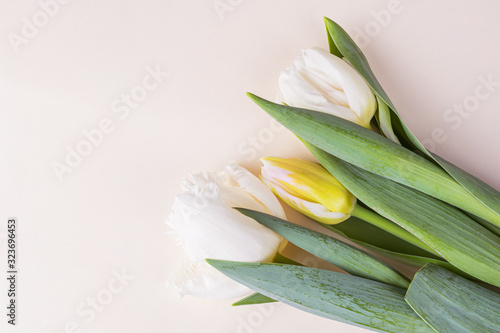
[405,263,500,333]
[236,207,410,288]
[207,260,433,333]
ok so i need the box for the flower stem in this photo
[351,204,440,257]
[273,252,302,265]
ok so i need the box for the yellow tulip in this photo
[260,157,356,224]
[260,156,439,255]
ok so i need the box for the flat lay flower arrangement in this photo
[166,17,500,332]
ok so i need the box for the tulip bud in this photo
[277,47,377,128]
[166,163,285,299]
[260,157,356,224]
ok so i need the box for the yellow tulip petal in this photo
[261,157,356,215]
[263,178,350,225]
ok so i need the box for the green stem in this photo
[352,205,440,257]
[273,252,302,265]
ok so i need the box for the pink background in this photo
[1,0,500,332]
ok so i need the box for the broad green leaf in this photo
[236,208,410,288]
[232,292,276,306]
[234,229,476,307]
[405,263,500,333]
[307,143,500,288]
[326,215,436,257]
[207,260,433,333]
[433,153,500,223]
[233,243,303,306]
[247,93,500,227]
[464,211,500,238]
[233,215,420,307]
[323,16,500,226]
[321,222,475,280]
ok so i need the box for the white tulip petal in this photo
[300,48,376,126]
[294,52,350,107]
[278,66,362,124]
[166,164,285,300]
[169,193,281,262]
[214,175,267,214]
[224,163,286,219]
[278,47,377,127]
[167,259,251,299]
[279,66,328,107]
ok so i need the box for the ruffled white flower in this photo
[166,163,285,299]
[278,47,377,128]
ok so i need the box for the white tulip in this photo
[166,163,285,299]
[278,47,377,128]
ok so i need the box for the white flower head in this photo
[278,47,377,128]
[166,163,285,299]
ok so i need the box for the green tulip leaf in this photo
[236,207,410,288]
[323,16,500,227]
[232,292,277,306]
[247,92,500,228]
[232,215,423,306]
[321,221,475,280]
[207,260,433,333]
[433,154,500,224]
[233,250,304,306]
[322,216,436,257]
[323,17,394,111]
[307,143,500,288]
[405,263,500,332]
[464,211,500,237]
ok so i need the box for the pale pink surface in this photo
[1,1,500,332]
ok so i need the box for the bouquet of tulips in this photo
[166,17,500,332]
